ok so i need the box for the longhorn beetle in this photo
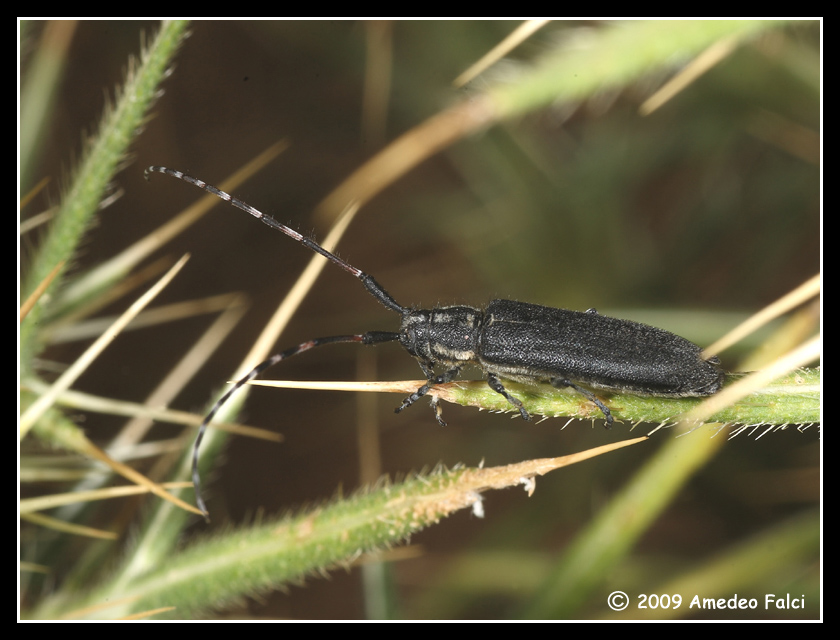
[145,166,725,519]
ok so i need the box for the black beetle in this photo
[146,166,725,518]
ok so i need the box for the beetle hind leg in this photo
[550,378,613,428]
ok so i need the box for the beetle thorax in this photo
[399,306,482,364]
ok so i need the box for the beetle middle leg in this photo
[486,372,531,421]
[550,378,613,427]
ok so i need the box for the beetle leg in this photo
[486,373,531,421]
[418,361,448,427]
[396,364,462,426]
[550,378,613,428]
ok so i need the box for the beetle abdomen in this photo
[478,300,724,396]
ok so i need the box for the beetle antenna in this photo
[145,167,406,518]
[145,166,406,316]
[192,331,399,520]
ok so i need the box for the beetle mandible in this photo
[145,166,725,519]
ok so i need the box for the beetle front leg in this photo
[486,373,531,421]
[396,363,461,426]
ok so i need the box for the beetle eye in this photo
[400,326,416,350]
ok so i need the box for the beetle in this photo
[145,166,725,519]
